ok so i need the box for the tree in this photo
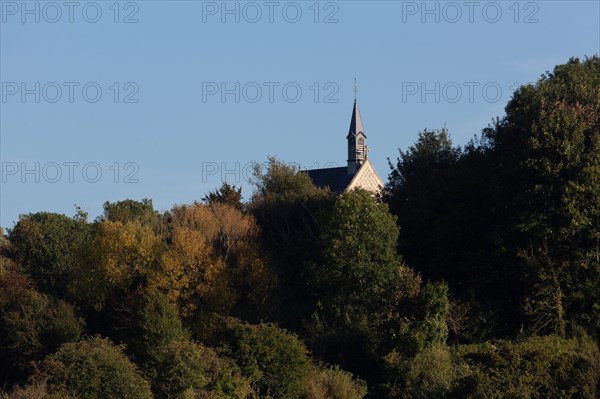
[312,189,403,317]
[8,212,91,298]
[150,339,253,399]
[226,322,312,399]
[157,202,272,320]
[203,182,243,210]
[159,212,232,317]
[0,227,10,261]
[415,282,450,349]
[208,203,275,321]
[69,220,164,310]
[105,289,254,398]
[250,156,334,328]
[385,128,463,281]
[107,289,188,366]
[0,267,83,386]
[41,337,153,399]
[385,57,600,339]
[384,128,502,340]
[308,189,422,375]
[387,128,460,191]
[101,198,157,226]
[251,156,326,203]
[0,378,52,399]
[484,56,600,334]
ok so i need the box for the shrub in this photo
[383,343,455,399]
[303,365,367,399]
[108,289,187,366]
[0,379,55,399]
[227,323,312,399]
[151,340,253,399]
[41,337,153,399]
[452,334,600,398]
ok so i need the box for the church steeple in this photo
[347,98,367,174]
[304,90,384,193]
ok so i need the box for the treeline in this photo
[0,56,599,398]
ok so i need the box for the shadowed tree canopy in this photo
[385,56,600,340]
[483,56,600,335]
[250,156,335,327]
[0,267,83,386]
[203,182,243,210]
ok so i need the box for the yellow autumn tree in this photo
[159,225,233,316]
[70,220,164,309]
[156,203,273,318]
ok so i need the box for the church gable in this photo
[346,160,384,192]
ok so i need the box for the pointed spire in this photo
[347,91,368,175]
[347,98,365,139]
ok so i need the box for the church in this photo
[305,98,384,193]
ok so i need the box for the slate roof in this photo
[347,99,366,139]
[305,167,355,193]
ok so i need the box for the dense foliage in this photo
[1,57,599,398]
[40,337,153,399]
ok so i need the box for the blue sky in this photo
[1,0,599,228]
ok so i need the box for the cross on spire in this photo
[353,78,358,101]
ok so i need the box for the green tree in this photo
[385,57,600,339]
[150,339,253,399]
[308,189,422,375]
[0,267,83,386]
[251,156,326,203]
[8,212,91,298]
[101,198,157,226]
[41,337,153,399]
[107,289,188,365]
[415,282,450,349]
[484,56,600,334]
[312,189,402,318]
[226,322,312,399]
[107,289,254,398]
